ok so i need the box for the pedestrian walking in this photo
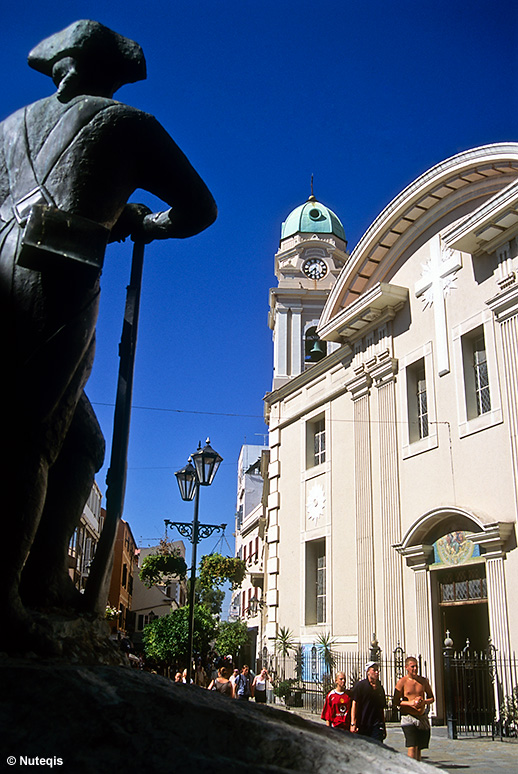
[350,662,387,741]
[208,666,233,697]
[393,656,434,761]
[252,668,270,703]
[234,665,253,701]
[321,672,352,730]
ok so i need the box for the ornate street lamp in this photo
[165,439,224,684]
[192,439,223,487]
[175,458,197,502]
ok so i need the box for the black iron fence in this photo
[263,644,422,720]
[443,641,518,741]
[262,639,518,741]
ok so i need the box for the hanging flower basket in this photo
[199,553,247,590]
[105,604,120,621]
[139,540,188,588]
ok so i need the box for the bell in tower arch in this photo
[305,326,327,363]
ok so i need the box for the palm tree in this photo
[274,626,297,680]
[316,631,337,677]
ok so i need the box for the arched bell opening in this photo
[304,326,327,364]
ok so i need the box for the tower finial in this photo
[308,174,316,202]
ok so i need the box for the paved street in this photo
[284,706,518,773]
[385,724,518,774]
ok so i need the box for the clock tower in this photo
[268,194,348,390]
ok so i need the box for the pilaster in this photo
[265,434,281,644]
[370,351,405,654]
[488,282,518,511]
[290,305,303,377]
[345,366,375,653]
[396,543,435,689]
[468,522,514,655]
[274,306,289,379]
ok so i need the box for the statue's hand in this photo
[109,204,153,243]
[138,210,175,241]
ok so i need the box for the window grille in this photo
[316,553,326,624]
[439,568,487,604]
[314,420,326,466]
[473,335,491,415]
[416,367,429,439]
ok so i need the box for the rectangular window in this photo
[453,313,502,438]
[305,539,326,625]
[407,358,429,443]
[306,416,326,468]
[461,326,491,420]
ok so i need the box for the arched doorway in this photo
[431,535,489,652]
[396,508,514,723]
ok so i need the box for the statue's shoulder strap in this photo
[2,97,111,224]
[32,97,112,186]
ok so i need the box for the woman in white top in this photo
[252,668,269,703]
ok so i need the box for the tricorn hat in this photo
[28,20,146,86]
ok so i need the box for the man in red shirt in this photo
[321,672,352,730]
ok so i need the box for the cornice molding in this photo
[320,143,518,332]
[318,282,408,343]
[443,177,518,256]
[486,281,518,323]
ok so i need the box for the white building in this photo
[264,143,518,721]
[232,445,269,664]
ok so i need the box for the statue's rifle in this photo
[84,238,145,614]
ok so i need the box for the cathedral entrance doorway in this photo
[397,510,514,725]
[435,562,490,651]
[429,538,492,728]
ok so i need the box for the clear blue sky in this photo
[1,3,516,591]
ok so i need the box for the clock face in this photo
[307,483,326,523]
[303,258,328,280]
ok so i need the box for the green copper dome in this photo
[281,195,345,241]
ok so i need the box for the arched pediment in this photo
[398,507,486,549]
[394,507,515,569]
[319,143,518,341]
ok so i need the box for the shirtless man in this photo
[393,657,435,761]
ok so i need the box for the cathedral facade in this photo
[263,143,518,719]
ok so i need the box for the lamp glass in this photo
[175,460,197,501]
[192,439,223,486]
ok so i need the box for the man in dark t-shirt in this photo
[234,665,253,700]
[350,662,386,741]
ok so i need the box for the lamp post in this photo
[165,439,224,684]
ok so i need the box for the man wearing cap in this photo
[350,662,387,741]
[0,20,216,650]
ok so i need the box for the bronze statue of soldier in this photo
[0,20,217,652]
